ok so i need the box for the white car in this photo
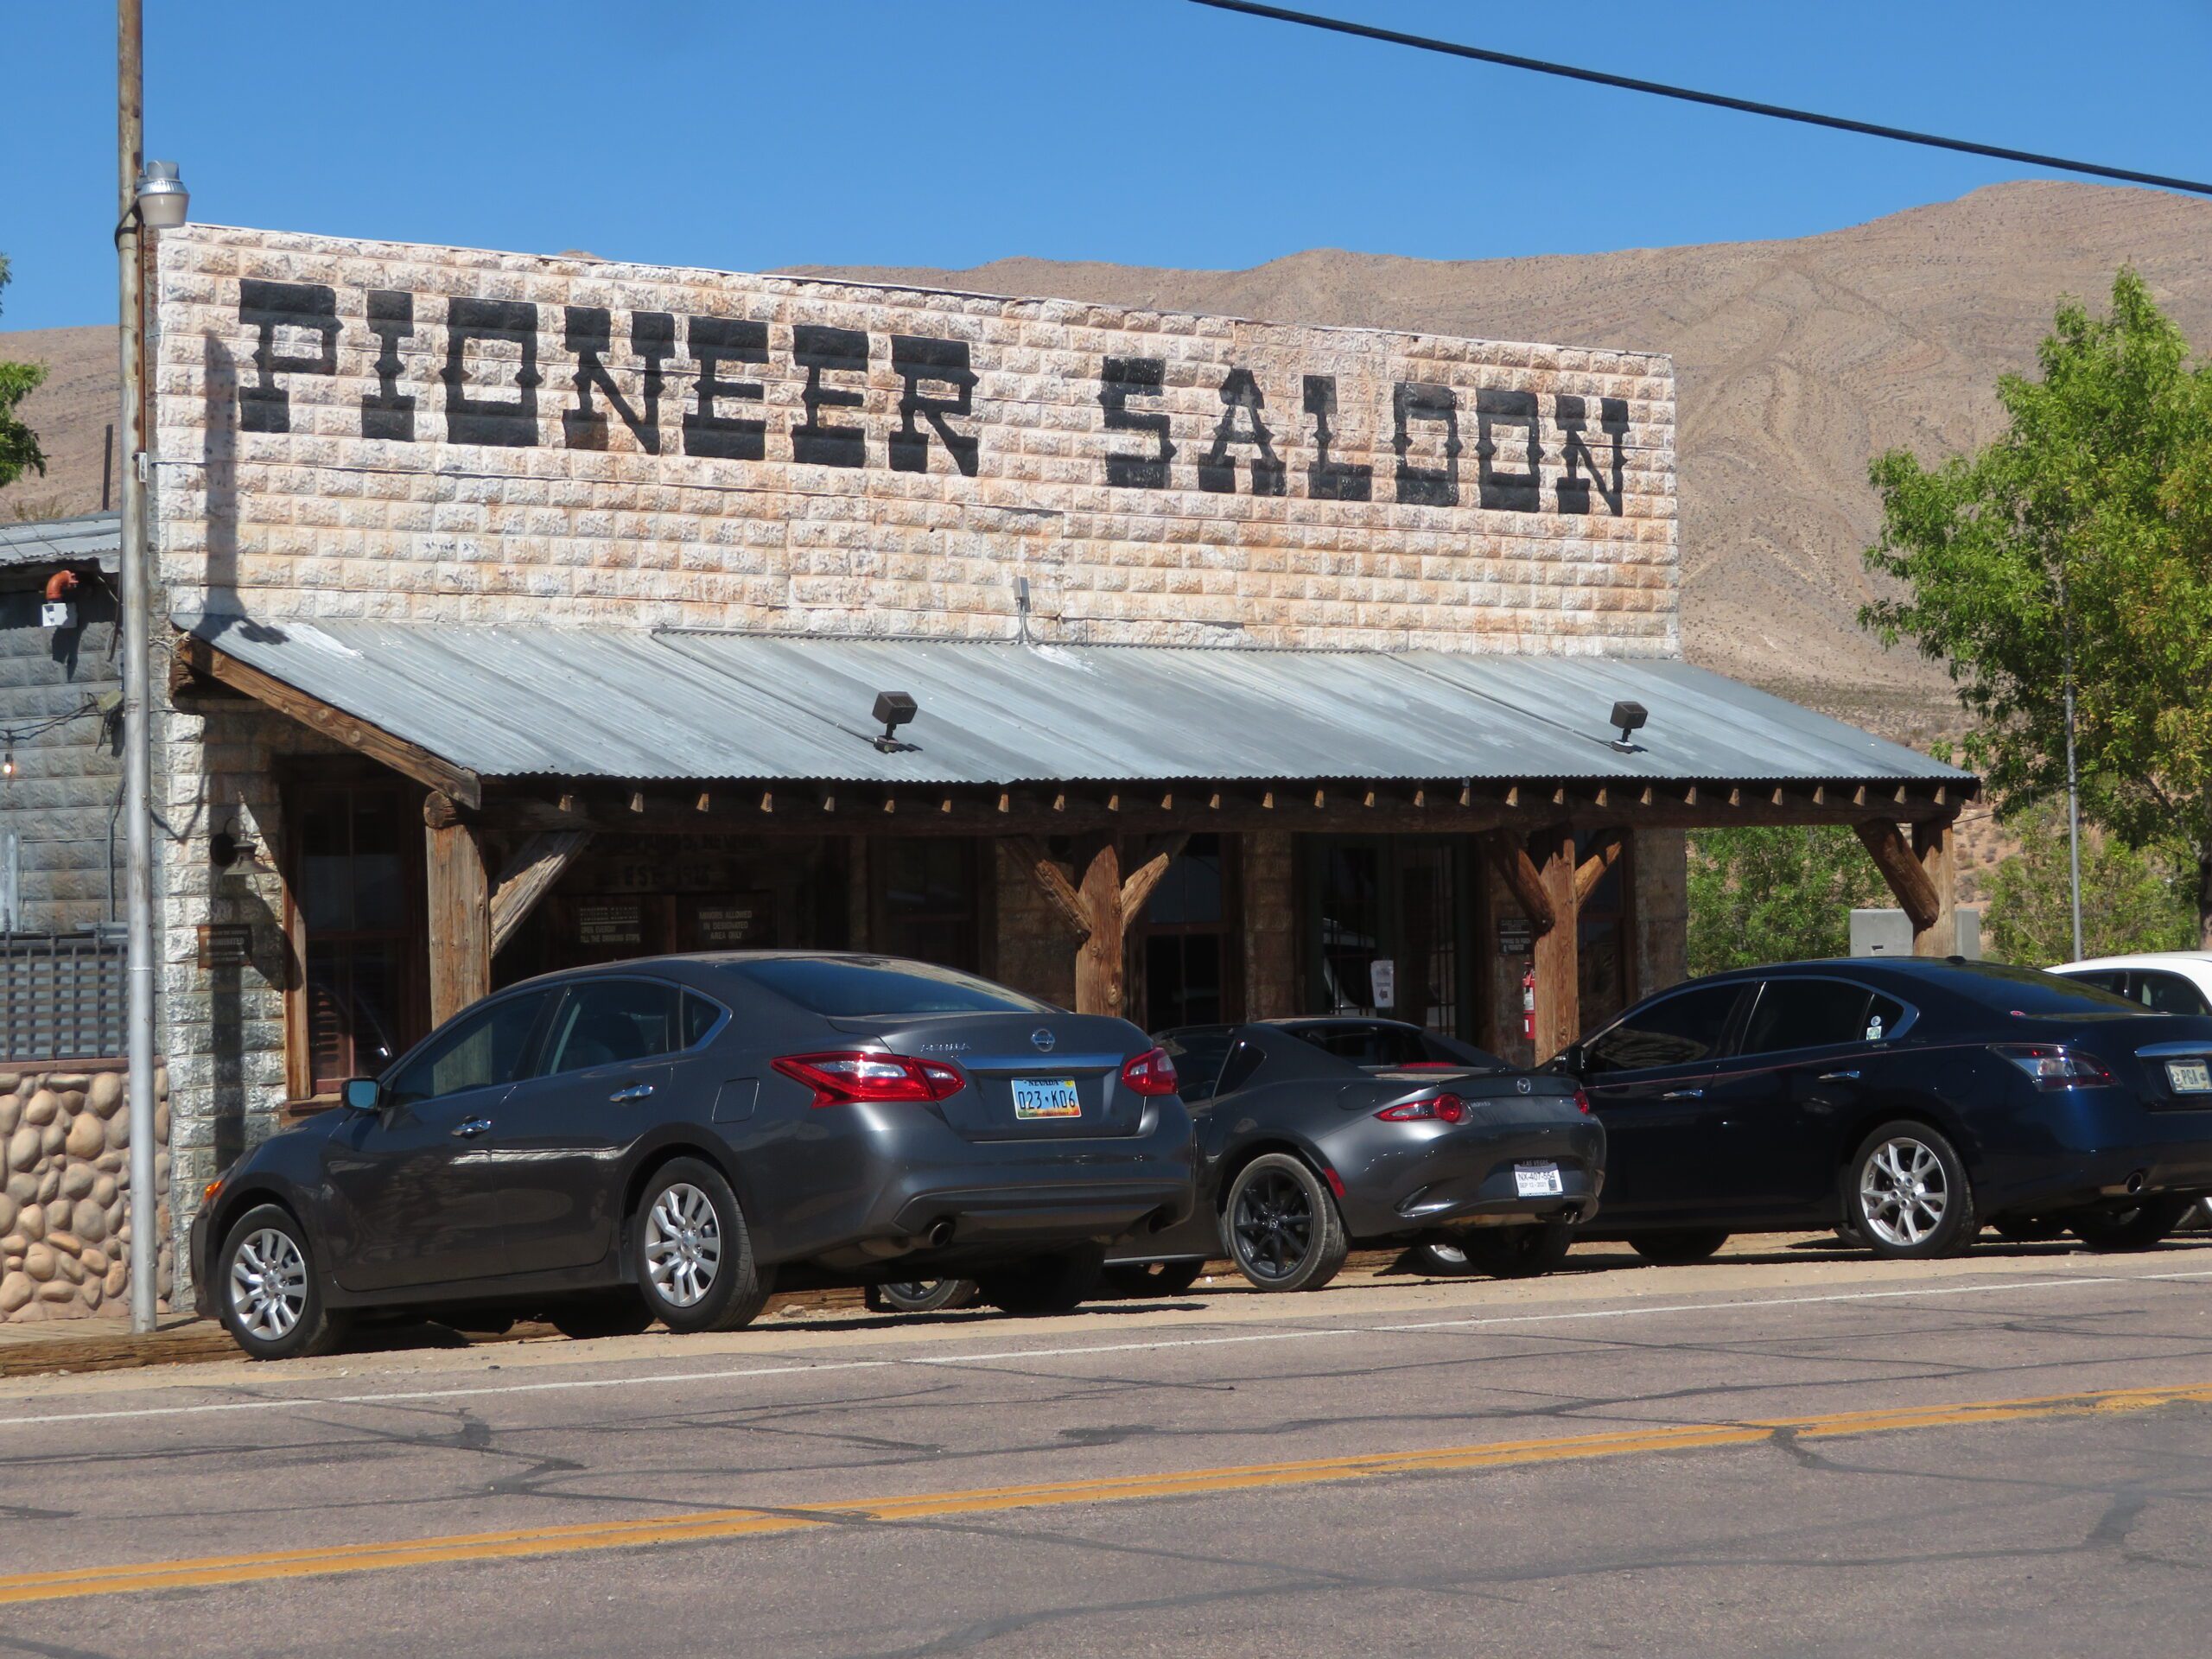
[2050,951,2212,1017]
[2050,951,2212,1235]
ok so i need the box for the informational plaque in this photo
[576,902,643,948]
[1497,917,1534,955]
[685,892,773,949]
[196,923,252,968]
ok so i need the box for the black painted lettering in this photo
[360,289,415,442]
[442,297,541,448]
[237,279,338,435]
[888,334,978,477]
[563,308,677,454]
[1100,357,1174,489]
[1554,394,1627,516]
[1476,387,1541,512]
[791,324,869,467]
[682,316,768,461]
[1392,382,1460,506]
[1301,374,1371,502]
[1196,368,1286,496]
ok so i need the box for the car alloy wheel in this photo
[1231,1166,1315,1282]
[1222,1153,1349,1293]
[229,1226,308,1342]
[644,1181,723,1308]
[1859,1136,1948,1249]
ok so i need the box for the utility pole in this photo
[117,0,158,1334]
[2061,569,2084,963]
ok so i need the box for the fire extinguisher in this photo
[1522,964,1536,1041]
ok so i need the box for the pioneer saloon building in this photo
[118,226,1970,1294]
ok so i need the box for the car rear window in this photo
[721,957,1050,1016]
[1948,962,2146,1015]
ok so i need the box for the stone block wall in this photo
[150,225,1676,653]
[0,1064,171,1322]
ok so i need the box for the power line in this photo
[1189,0,2212,200]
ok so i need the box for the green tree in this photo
[1687,825,1886,976]
[1983,803,2196,965]
[0,255,48,491]
[1862,268,2212,946]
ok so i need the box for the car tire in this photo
[1406,1236,1478,1276]
[215,1203,351,1361]
[976,1246,1106,1315]
[865,1278,981,1313]
[1629,1228,1731,1266]
[1103,1259,1206,1298]
[1461,1219,1574,1279]
[2069,1197,2195,1253]
[1223,1153,1349,1293]
[632,1158,775,1333]
[1847,1122,1977,1260]
[548,1294,656,1341]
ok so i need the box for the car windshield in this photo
[722,957,1051,1016]
[1944,962,2148,1016]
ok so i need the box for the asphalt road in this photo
[4,1236,2212,1657]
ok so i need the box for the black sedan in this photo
[193,953,1198,1358]
[1560,958,2212,1262]
[1104,1018,1604,1294]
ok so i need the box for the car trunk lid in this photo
[828,1012,1151,1140]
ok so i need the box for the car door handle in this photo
[1661,1088,1705,1100]
[1818,1070,1861,1082]
[608,1084,655,1103]
[451,1117,493,1139]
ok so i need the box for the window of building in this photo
[1138,834,1242,1032]
[289,778,426,1096]
[1302,837,1477,1039]
[872,840,982,974]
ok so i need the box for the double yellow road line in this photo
[7,1378,2209,1606]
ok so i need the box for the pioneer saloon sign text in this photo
[233,279,1631,517]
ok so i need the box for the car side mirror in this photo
[341,1077,383,1114]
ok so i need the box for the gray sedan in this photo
[191,954,1198,1358]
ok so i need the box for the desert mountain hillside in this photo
[8,181,2209,741]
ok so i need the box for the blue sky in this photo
[3,0,2208,333]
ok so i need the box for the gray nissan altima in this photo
[190,954,1198,1358]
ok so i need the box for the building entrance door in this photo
[1302,837,1478,1040]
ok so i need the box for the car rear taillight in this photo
[1376,1093,1466,1124]
[1994,1044,2113,1090]
[1573,1087,1592,1116]
[1120,1046,1179,1096]
[772,1050,967,1108]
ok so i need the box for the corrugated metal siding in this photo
[182,615,1972,790]
[0,512,120,571]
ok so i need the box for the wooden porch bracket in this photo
[488,830,592,957]
[1853,819,1941,933]
[1573,832,1625,908]
[1480,831,1555,934]
[1008,833,1188,1017]
[175,633,483,810]
[1531,824,1581,1065]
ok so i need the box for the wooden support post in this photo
[1531,824,1580,1064]
[1073,837,1125,1017]
[1910,818,1958,957]
[1009,833,1185,1017]
[424,796,490,1025]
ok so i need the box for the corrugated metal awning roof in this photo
[0,512,119,571]
[181,615,1971,790]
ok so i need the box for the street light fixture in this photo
[134,160,188,230]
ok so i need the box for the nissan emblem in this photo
[1032,1028,1057,1053]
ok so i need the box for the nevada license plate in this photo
[1514,1160,1565,1198]
[2167,1060,2212,1095]
[1012,1078,1081,1119]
